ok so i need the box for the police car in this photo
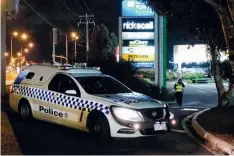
[9,64,176,138]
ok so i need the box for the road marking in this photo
[181,108,199,111]
[197,89,205,93]
[171,129,186,133]
[188,84,217,93]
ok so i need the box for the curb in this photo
[181,112,217,155]
[192,108,234,155]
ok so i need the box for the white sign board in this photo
[122,32,154,40]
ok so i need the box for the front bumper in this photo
[117,119,172,136]
[109,106,176,138]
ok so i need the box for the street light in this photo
[21,33,28,40]
[71,32,77,38]
[28,42,34,48]
[5,52,9,57]
[17,52,21,57]
[24,48,29,53]
[13,31,18,37]
[10,31,19,69]
[20,33,28,69]
[70,32,79,64]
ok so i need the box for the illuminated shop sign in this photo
[123,40,154,46]
[122,32,154,40]
[122,18,154,31]
[134,62,154,68]
[123,21,154,30]
[122,46,155,62]
[122,0,155,17]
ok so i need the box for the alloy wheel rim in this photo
[21,104,29,119]
[94,122,101,134]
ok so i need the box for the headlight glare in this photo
[169,112,175,120]
[112,107,144,122]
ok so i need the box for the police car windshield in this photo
[75,76,132,94]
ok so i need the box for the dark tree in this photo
[141,0,234,106]
[88,24,118,65]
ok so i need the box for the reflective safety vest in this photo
[176,83,184,92]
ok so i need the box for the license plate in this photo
[154,122,167,131]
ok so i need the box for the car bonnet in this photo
[94,92,164,109]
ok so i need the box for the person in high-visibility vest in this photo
[174,79,185,106]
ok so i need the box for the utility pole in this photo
[20,46,22,69]
[75,38,77,62]
[65,34,68,63]
[78,13,95,62]
[52,28,57,63]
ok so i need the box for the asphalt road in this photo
[4,81,219,155]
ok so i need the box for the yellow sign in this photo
[122,54,154,62]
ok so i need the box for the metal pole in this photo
[20,46,22,69]
[66,34,68,63]
[1,0,7,97]
[86,13,89,58]
[154,13,159,85]
[52,28,57,63]
[10,36,13,73]
[11,36,12,64]
[75,39,76,63]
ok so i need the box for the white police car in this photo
[9,64,176,138]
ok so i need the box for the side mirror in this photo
[65,90,77,95]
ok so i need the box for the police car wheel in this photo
[89,114,110,139]
[19,103,32,120]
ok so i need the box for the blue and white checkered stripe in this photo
[12,84,110,115]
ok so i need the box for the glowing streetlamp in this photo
[70,32,79,64]
[21,33,28,40]
[71,32,77,38]
[17,52,21,57]
[5,52,9,57]
[24,48,29,53]
[28,42,34,48]
[13,31,18,37]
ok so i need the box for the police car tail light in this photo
[111,106,144,122]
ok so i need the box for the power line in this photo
[22,0,65,35]
[59,0,86,39]
[73,0,86,13]
[60,0,80,17]
[82,0,93,15]
[60,10,74,30]
[67,11,86,39]
[22,0,54,27]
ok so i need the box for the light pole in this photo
[71,32,79,64]
[20,33,28,69]
[66,34,68,63]
[10,31,18,66]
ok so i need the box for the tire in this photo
[89,113,110,140]
[19,101,32,120]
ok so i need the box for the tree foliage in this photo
[141,0,234,106]
[88,24,118,64]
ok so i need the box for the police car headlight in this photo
[111,106,144,122]
[169,112,175,120]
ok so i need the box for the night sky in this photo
[6,0,221,67]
